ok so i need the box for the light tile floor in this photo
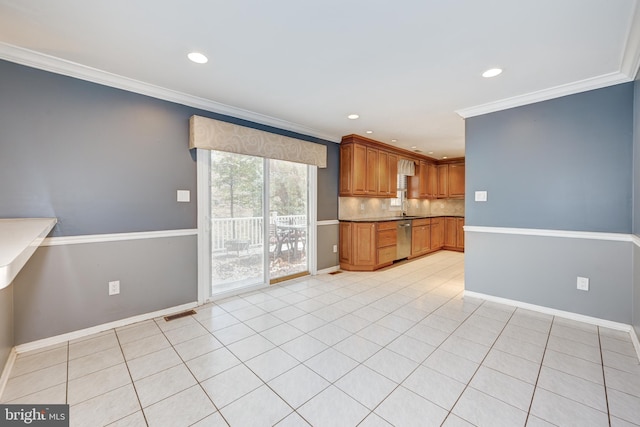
[2,251,640,426]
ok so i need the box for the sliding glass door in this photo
[268,158,308,282]
[205,150,309,297]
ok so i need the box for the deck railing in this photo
[211,215,306,252]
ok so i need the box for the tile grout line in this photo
[113,327,150,427]
[438,301,518,426]
[597,326,613,427]
[156,316,232,426]
[523,314,554,427]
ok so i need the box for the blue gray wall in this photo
[0,59,339,353]
[465,83,635,324]
[633,80,640,340]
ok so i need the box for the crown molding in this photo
[0,42,341,143]
[457,6,640,119]
[621,0,640,79]
[455,71,631,118]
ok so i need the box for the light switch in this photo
[177,190,190,202]
[475,191,488,202]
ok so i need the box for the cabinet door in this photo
[448,163,465,198]
[426,163,437,198]
[437,164,448,198]
[422,224,431,253]
[388,153,398,195]
[411,227,422,256]
[353,223,376,266]
[444,217,457,247]
[377,150,389,196]
[352,144,367,195]
[339,222,352,263]
[456,217,465,249]
[339,144,353,196]
[418,161,429,198]
[430,219,444,250]
[365,147,378,195]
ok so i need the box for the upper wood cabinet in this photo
[377,151,398,197]
[436,161,465,199]
[340,134,463,199]
[408,160,437,199]
[340,140,398,198]
[437,164,449,198]
[448,162,465,198]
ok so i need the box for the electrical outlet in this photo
[360,203,365,211]
[332,244,338,253]
[576,276,589,291]
[109,280,120,296]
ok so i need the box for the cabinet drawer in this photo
[412,218,430,226]
[377,229,397,247]
[378,246,396,264]
[377,221,397,231]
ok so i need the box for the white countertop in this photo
[0,218,57,290]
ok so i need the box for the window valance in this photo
[189,115,327,168]
[398,159,415,176]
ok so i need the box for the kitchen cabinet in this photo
[376,221,397,265]
[353,222,376,266]
[456,217,464,249]
[339,222,352,264]
[340,141,397,197]
[340,221,396,271]
[410,218,431,257]
[448,163,465,198]
[377,151,398,196]
[444,217,464,251]
[430,217,444,250]
[408,160,437,199]
[437,161,465,199]
[437,164,448,198]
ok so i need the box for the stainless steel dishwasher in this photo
[396,220,412,260]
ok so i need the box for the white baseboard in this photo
[14,302,198,354]
[464,290,640,362]
[0,348,17,402]
[631,326,640,363]
[316,265,340,275]
[464,290,631,331]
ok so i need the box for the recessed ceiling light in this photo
[347,114,359,120]
[442,156,448,159]
[411,146,417,149]
[188,52,208,64]
[428,151,434,154]
[482,68,502,78]
[391,139,397,143]
[366,130,373,134]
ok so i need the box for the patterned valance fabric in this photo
[189,115,327,168]
[398,159,415,176]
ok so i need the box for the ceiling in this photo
[0,0,639,158]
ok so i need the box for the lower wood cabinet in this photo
[410,218,431,257]
[444,217,464,251]
[340,216,463,271]
[340,221,397,271]
[431,218,444,250]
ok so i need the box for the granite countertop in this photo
[340,215,464,222]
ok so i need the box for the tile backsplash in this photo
[339,197,464,219]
